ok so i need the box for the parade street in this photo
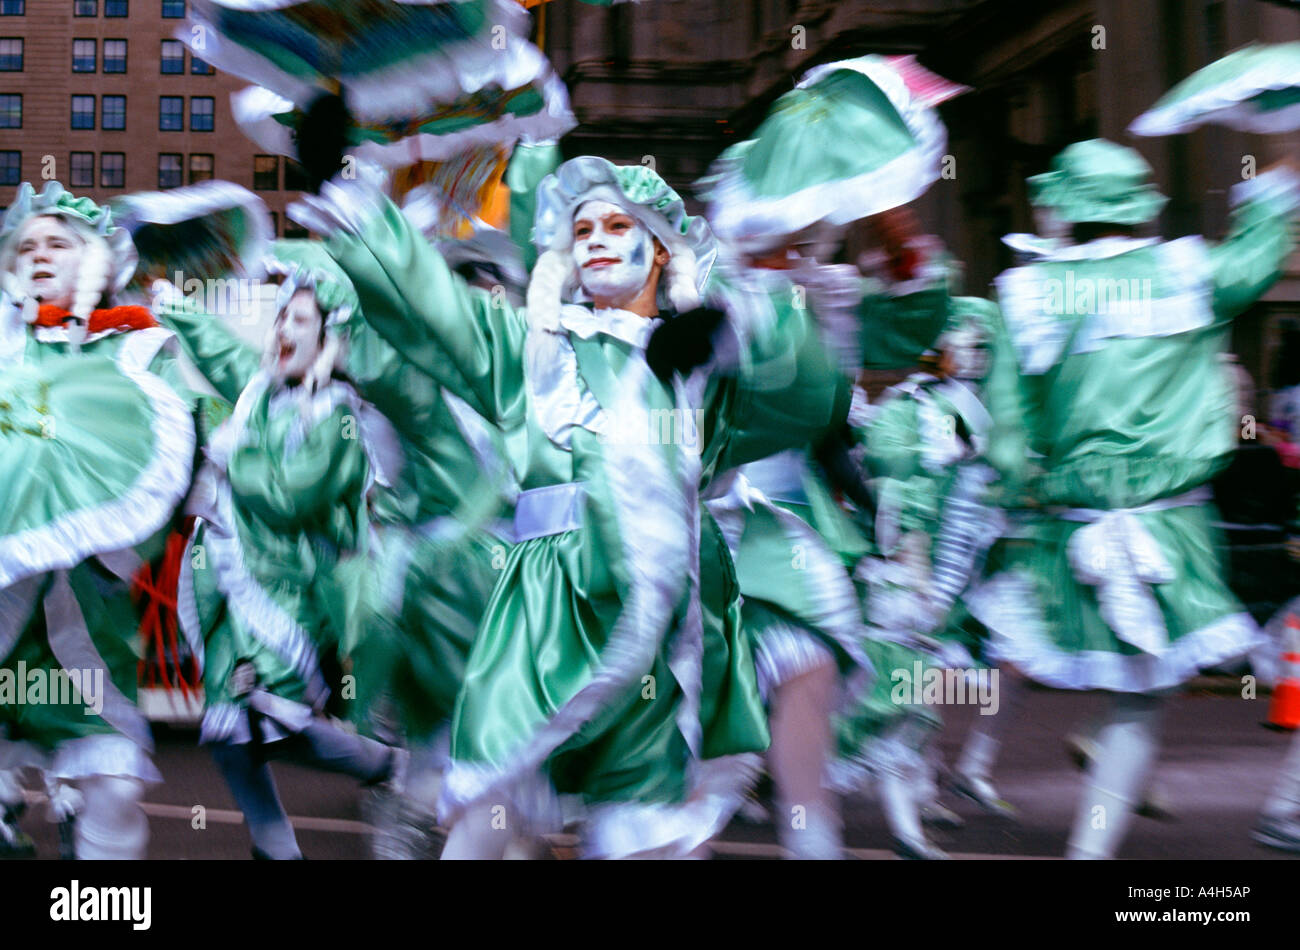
[7,678,1293,861]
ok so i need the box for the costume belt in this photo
[512,482,588,542]
[1054,486,1209,655]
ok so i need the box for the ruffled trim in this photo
[705,56,948,248]
[232,70,576,170]
[185,0,536,121]
[1130,44,1300,136]
[0,574,41,668]
[581,753,762,859]
[49,734,161,784]
[112,179,273,281]
[752,619,836,702]
[0,340,195,590]
[438,356,693,825]
[968,569,1264,692]
[199,691,314,745]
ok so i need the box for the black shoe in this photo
[0,804,35,859]
[1253,815,1300,852]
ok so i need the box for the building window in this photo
[159,95,182,131]
[0,151,18,186]
[190,96,213,131]
[268,210,278,237]
[101,152,124,188]
[284,160,310,192]
[70,152,94,188]
[160,39,183,74]
[0,38,22,71]
[105,0,127,16]
[162,0,184,16]
[284,221,309,239]
[102,94,125,130]
[253,155,278,191]
[72,39,96,73]
[103,39,126,73]
[0,1,23,15]
[158,153,182,189]
[74,0,96,15]
[71,95,95,130]
[0,92,18,128]
[189,153,213,184]
[190,54,213,75]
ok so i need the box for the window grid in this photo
[72,39,96,73]
[74,0,96,15]
[158,153,182,189]
[102,94,125,130]
[103,38,126,73]
[159,95,182,131]
[105,0,127,16]
[0,150,18,186]
[0,92,20,128]
[253,155,279,191]
[162,0,185,16]
[0,38,21,71]
[71,94,95,130]
[160,39,183,75]
[190,54,213,75]
[101,152,124,188]
[190,96,214,131]
[0,1,23,15]
[70,152,94,188]
[188,153,213,184]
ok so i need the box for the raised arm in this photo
[1210,165,1300,321]
[151,283,260,405]
[291,178,528,428]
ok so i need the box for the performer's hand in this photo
[644,306,726,384]
[296,90,354,195]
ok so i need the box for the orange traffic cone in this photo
[1268,615,1300,730]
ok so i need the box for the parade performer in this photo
[290,154,847,858]
[0,182,200,859]
[152,246,411,860]
[967,140,1300,859]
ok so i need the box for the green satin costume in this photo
[319,194,847,848]
[969,168,1300,692]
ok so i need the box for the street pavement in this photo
[8,679,1298,860]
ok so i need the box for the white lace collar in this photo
[558,304,662,349]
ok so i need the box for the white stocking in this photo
[74,775,148,860]
[769,661,843,859]
[1066,692,1165,859]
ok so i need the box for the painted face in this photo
[270,287,324,384]
[571,199,656,307]
[14,216,83,311]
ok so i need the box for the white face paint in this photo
[571,199,656,308]
[269,288,324,385]
[14,216,83,311]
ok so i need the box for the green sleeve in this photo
[964,296,1029,497]
[238,403,368,528]
[325,197,529,428]
[1209,168,1299,321]
[863,395,923,482]
[857,256,958,369]
[153,292,260,405]
[706,292,849,474]
[505,140,562,273]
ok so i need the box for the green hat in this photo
[265,239,359,329]
[528,156,717,328]
[0,181,137,293]
[1027,139,1167,226]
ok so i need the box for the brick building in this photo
[0,0,304,235]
